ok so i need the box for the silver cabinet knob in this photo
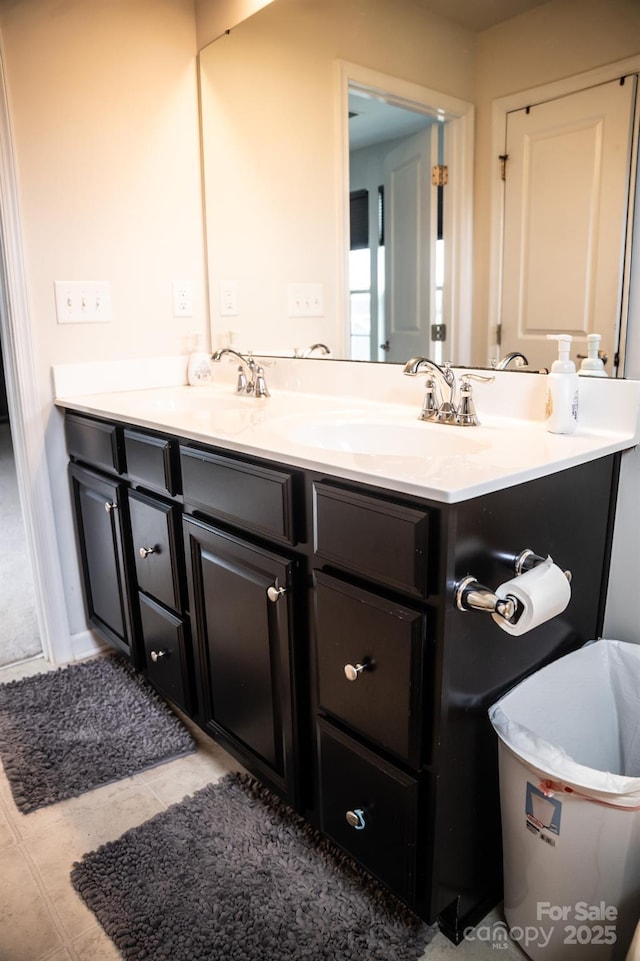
[267,585,287,603]
[346,808,366,830]
[344,662,367,682]
[150,650,166,663]
[104,501,117,513]
[138,546,156,558]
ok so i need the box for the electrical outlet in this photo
[287,283,324,317]
[220,281,238,317]
[54,281,111,324]
[172,281,193,318]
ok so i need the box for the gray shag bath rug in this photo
[0,655,195,813]
[71,771,437,961]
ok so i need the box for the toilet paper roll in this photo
[491,556,571,636]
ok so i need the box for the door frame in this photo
[336,61,475,365]
[0,49,71,663]
[488,55,640,372]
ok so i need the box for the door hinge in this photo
[499,154,509,181]
[431,164,448,187]
[495,324,502,347]
[431,323,447,342]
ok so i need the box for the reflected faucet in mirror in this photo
[494,352,529,370]
[294,343,331,358]
[403,357,494,426]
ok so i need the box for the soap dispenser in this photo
[187,334,213,386]
[545,334,579,434]
[578,333,608,377]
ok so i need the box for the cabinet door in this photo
[184,516,296,800]
[69,463,136,661]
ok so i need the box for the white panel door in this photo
[384,127,433,363]
[499,76,637,373]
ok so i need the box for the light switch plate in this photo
[54,281,111,324]
[287,283,323,317]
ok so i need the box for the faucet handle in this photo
[254,366,270,398]
[418,376,441,421]
[455,373,494,426]
[236,365,248,393]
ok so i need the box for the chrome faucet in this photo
[211,347,269,397]
[494,351,529,370]
[403,356,494,426]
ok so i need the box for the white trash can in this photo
[489,639,640,961]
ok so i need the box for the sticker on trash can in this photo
[525,782,562,844]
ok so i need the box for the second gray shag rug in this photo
[0,654,196,813]
[71,772,437,961]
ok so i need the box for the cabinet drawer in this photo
[65,413,123,474]
[140,593,192,713]
[317,718,419,906]
[313,483,430,598]
[129,490,182,611]
[314,572,427,769]
[124,429,178,496]
[180,446,296,545]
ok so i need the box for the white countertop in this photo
[54,360,640,503]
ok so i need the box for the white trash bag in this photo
[489,639,640,961]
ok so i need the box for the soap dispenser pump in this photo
[545,334,579,434]
[578,334,608,377]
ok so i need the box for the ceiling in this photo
[416,0,550,32]
[348,92,435,151]
[348,0,552,149]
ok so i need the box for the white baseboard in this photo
[68,630,107,663]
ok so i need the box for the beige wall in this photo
[472,0,640,362]
[0,0,207,638]
[0,0,206,403]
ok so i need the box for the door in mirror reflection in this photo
[499,75,637,374]
[348,86,446,363]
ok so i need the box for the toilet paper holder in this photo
[455,549,572,623]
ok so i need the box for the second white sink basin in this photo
[270,414,491,458]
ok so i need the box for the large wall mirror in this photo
[199,0,640,372]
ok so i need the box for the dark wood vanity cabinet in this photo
[66,417,193,704]
[307,457,619,938]
[63,408,620,943]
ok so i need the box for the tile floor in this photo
[0,655,527,961]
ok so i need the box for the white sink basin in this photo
[270,414,491,458]
[129,387,261,416]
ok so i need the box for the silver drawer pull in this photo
[267,584,287,603]
[139,546,156,558]
[150,650,166,663]
[346,808,366,830]
[344,662,367,682]
[104,501,117,513]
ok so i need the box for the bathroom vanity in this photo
[56,365,639,941]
